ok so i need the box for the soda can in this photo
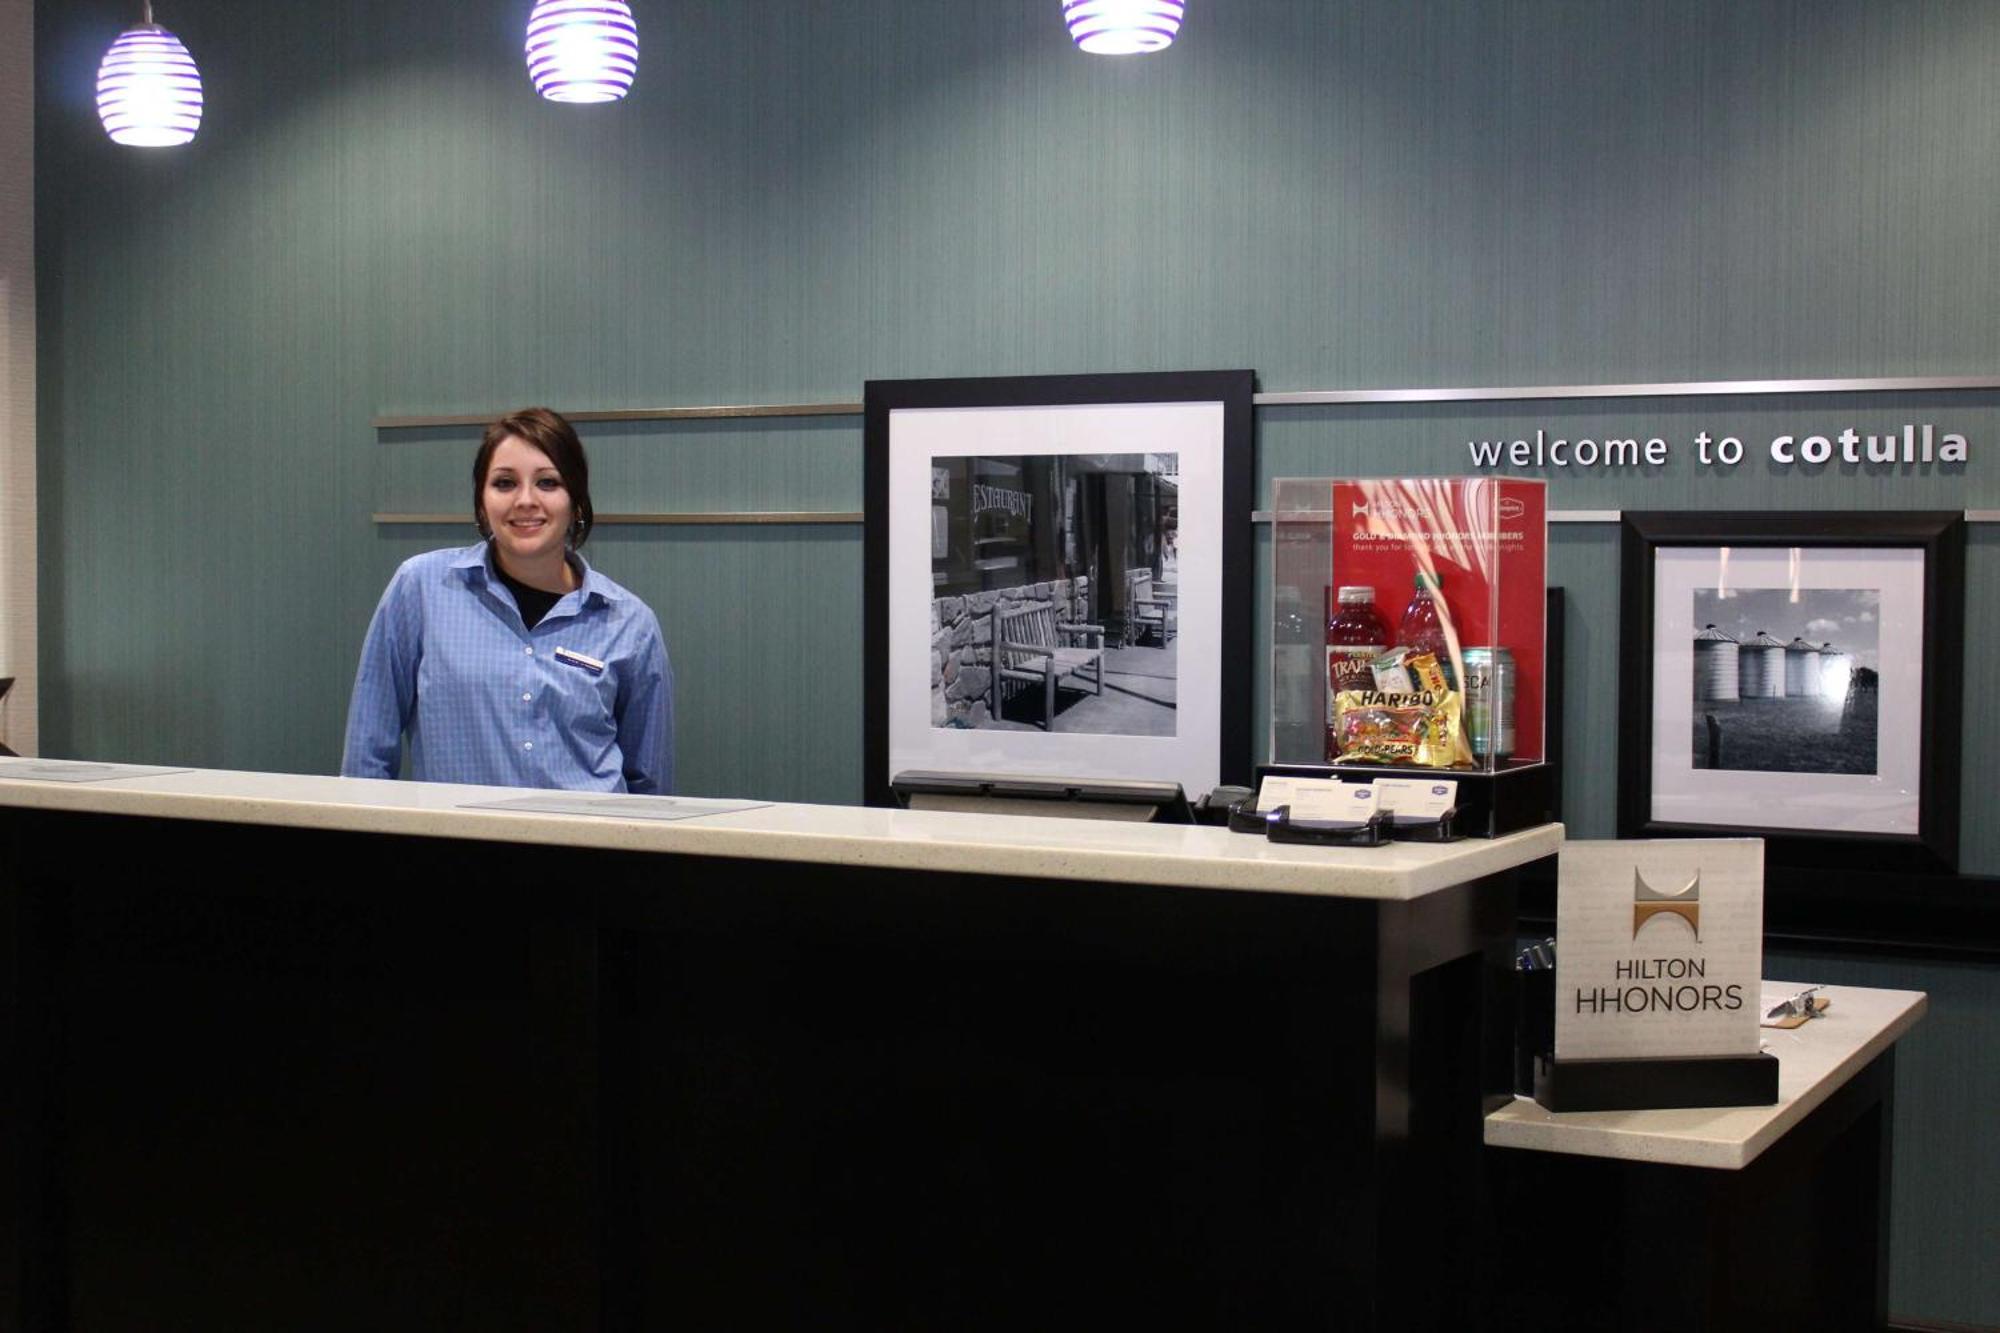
[1462,647,1516,761]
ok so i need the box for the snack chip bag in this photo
[1332,686,1472,768]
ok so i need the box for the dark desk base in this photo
[3,807,1528,1332]
[1485,1051,1895,1332]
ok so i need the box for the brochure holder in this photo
[1386,807,1460,843]
[1255,761,1543,841]
[1263,806,1392,848]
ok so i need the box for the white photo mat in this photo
[1649,545,1924,836]
[887,400,1227,797]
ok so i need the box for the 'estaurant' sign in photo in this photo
[1554,839,1763,1061]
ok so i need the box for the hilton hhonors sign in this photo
[1554,839,1763,1061]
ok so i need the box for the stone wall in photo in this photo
[931,576,1090,727]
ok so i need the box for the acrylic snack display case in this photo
[1267,477,1554,836]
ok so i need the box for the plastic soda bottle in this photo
[1398,572,1457,688]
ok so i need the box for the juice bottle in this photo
[1398,572,1456,688]
[1325,584,1389,729]
[1325,585,1388,762]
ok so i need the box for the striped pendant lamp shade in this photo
[1063,0,1185,54]
[96,20,203,147]
[526,0,640,104]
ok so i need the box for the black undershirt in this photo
[496,564,564,630]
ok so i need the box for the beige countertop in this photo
[1485,983,1926,1169]
[0,757,1562,901]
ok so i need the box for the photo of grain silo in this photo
[1690,588,1880,774]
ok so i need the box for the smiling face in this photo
[481,434,575,570]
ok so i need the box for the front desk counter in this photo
[0,761,1560,1333]
[1484,985,1926,1333]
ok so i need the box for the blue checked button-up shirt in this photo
[341,544,674,794]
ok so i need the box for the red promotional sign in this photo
[1329,478,1547,765]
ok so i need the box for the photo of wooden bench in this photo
[989,602,1105,730]
[1124,569,1176,646]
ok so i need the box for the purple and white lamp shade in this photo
[96,23,203,147]
[1063,0,1185,55]
[526,0,640,104]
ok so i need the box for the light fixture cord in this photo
[141,0,153,25]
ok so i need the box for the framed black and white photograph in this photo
[864,372,1254,807]
[1618,511,1964,873]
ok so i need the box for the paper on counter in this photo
[0,758,192,784]
[460,794,771,822]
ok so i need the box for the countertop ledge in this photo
[1484,984,1926,1170]
[0,758,1562,900]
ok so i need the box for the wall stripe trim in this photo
[378,509,1996,527]
[372,511,865,526]
[371,373,2000,430]
[375,403,863,429]
[1252,509,1999,524]
[1255,374,2000,406]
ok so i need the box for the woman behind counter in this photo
[341,407,674,793]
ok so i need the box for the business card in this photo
[1288,780,1377,824]
[1374,777,1456,820]
[1253,775,1301,813]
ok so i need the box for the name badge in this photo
[554,647,605,674]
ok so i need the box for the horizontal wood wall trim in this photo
[372,373,2000,430]
[377,509,1995,527]
[375,403,864,429]
[1252,508,1624,524]
[371,511,865,526]
[1253,509,1996,525]
[1256,373,2000,406]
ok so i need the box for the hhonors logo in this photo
[1349,497,1425,519]
[1556,840,1759,1048]
[1570,866,1740,1018]
[1633,869,1699,940]
[1498,496,1526,521]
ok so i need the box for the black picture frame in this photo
[864,371,1256,810]
[1617,511,1964,875]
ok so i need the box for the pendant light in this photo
[96,1,204,147]
[1063,0,1185,55]
[525,0,639,104]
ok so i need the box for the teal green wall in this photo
[34,1,2000,1322]
[1767,945,2000,1325]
